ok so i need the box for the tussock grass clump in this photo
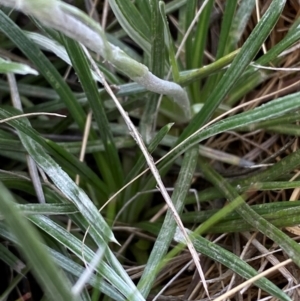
[0,1,300,300]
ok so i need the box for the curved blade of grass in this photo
[227,20,300,106]
[158,91,300,175]
[45,140,110,198]
[179,0,286,141]
[198,156,300,268]
[0,106,116,243]
[0,242,25,273]
[0,182,79,301]
[0,57,38,75]
[0,203,77,220]
[226,0,256,52]
[63,36,124,189]
[137,146,199,297]
[181,201,300,224]
[0,10,87,132]
[47,248,125,301]
[28,215,144,301]
[178,49,239,86]
[0,106,109,198]
[201,0,238,99]
[159,1,179,82]
[174,227,292,301]
[108,0,151,54]
[189,0,214,102]
[21,134,117,243]
[140,0,165,143]
[186,149,300,204]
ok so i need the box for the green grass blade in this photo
[63,36,124,189]
[137,146,198,297]
[201,0,238,98]
[198,156,300,268]
[226,0,256,52]
[184,0,197,71]
[0,10,87,132]
[0,57,38,75]
[189,0,214,102]
[0,182,79,301]
[140,0,165,142]
[158,91,300,173]
[179,0,286,140]
[0,106,116,243]
[48,248,125,301]
[28,215,144,301]
[174,227,292,301]
[178,49,239,86]
[21,134,116,243]
[159,1,179,82]
[108,0,151,54]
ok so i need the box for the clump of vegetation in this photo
[0,1,300,300]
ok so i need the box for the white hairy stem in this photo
[2,0,191,120]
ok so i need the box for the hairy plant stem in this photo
[1,0,191,120]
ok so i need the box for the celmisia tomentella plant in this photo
[2,0,191,120]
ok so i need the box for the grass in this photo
[0,0,300,300]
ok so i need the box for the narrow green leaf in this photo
[0,243,25,273]
[0,57,38,75]
[21,134,117,243]
[0,182,78,301]
[0,10,87,132]
[179,0,286,140]
[174,227,292,301]
[108,0,151,54]
[226,0,256,52]
[201,0,238,98]
[48,248,125,301]
[159,1,179,82]
[0,203,78,219]
[158,91,300,174]
[28,215,144,301]
[0,106,116,243]
[137,146,198,297]
[140,0,165,143]
[63,36,124,190]
[198,156,300,268]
